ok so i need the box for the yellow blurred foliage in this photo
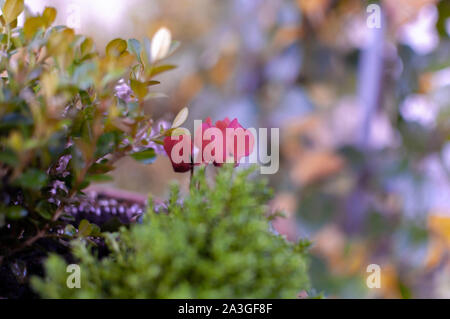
[377,263,402,299]
[291,150,344,186]
[426,214,450,269]
[296,0,332,26]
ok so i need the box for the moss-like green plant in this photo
[32,166,309,298]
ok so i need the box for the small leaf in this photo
[149,64,176,77]
[170,127,190,136]
[6,206,27,219]
[14,169,47,190]
[171,107,188,128]
[80,37,94,56]
[36,201,53,220]
[130,79,148,100]
[2,0,24,25]
[106,38,127,57]
[127,38,141,63]
[90,224,101,236]
[87,162,114,175]
[41,70,58,99]
[86,174,113,183]
[167,40,181,56]
[0,149,18,166]
[47,27,75,55]
[64,224,77,237]
[78,219,92,237]
[130,148,156,164]
[104,232,120,252]
[151,139,164,145]
[9,17,16,27]
[140,37,151,71]
[95,132,116,158]
[23,16,44,40]
[42,6,56,27]
[151,27,172,61]
[146,80,160,86]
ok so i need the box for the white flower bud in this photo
[151,27,172,62]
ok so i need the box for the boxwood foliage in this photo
[0,1,177,259]
[32,165,310,298]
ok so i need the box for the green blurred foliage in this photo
[32,166,309,298]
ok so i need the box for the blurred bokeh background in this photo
[23,0,450,298]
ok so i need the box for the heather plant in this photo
[32,165,310,298]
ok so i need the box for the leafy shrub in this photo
[0,1,178,259]
[0,1,310,298]
[32,166,310,298]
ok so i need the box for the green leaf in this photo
[0,149,18,166]
[149,64,177,78]
[64,224,77,237]
[9,17,17,27]
[437,1,450,37]
[78,219,92,237]
[105,38,127,57]
[87,162,114,175]
[151,139,164,145]
[6,206,27,219]
[80,37,94,56]
[42,6,56,27]
[140,37,151,71]
[36,201,53,220]
[168,127,190,137]
[168,40,181,56]
[95,132,116,158]
[14,169,48,190]
[130,79,148,100]
[130,148,156,164]
[127,38,141,63]
[23,16,44,40]
[2,0,24,25]
[79,89,92,105]
[86,174,113,183]
[90,223,101,236]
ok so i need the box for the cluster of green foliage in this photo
[0,1,177,257]
[32,165,310,298]
[0,1,310,298]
